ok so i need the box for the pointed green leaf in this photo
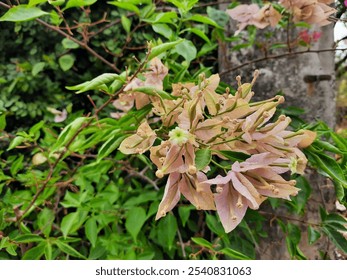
[178,205,193,227]
[219,248,252,260]
[156,213,177,250]
[175,39,197,63]
[0,5,48,22]
[195,149,212,170]
[28,0,48,7]
[7,136,25,151]
[44,242,53,260]
[0,114,6,131]
[54,239,87,259]
[130,86,174,100]
[108,1,140,15]
[13,234,44,243]
[307,226,321,245]
[97,130,126,162]
[121,15,131,34]
[191,237,214,250]
[22,243,46,260]
[85,218,98,248]
[64,0,97,10]
[125,207,147,241]
[306,149,347,187]
[37,208,55,237]
[60,212,79,238]
[32,62,46,76]
[148,39,184,60]
[214,150,250,162]
[322,226,347,254]
[186,14,222,29]
[66,73,119,94]
[51,116,89,153]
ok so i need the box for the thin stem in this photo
[220,48,347,76]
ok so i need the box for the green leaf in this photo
[97,130,126,162]
[60,212,79,238]
[121,15,131,34]
[64,0,97,10]
[143,12,178,24]
[219,248,252,260]
[156,213,177,250]
[214,150,250,162]
[66,73,120,94]
[322,226,347,254]
[13,234,44,243]
[166,0,197,14]
[10,154,24,176]
[152,24,174,40]
[58,54,75,71]
[49,0,66,7]
[307,226,321,245]
[44,242,53,260]
[0,5,48,22]
[51,116,89,153]
[130,86,174,100]
[291,176,311,214]
[186,14,222,29]
[191,237,214,250]
[22,243,46,260]
[0,114,6,131]
[54,239,87,259]
[85,218,98,248]
[195,149,212,170]
[148,39,184,60]
[206,213,226,236]
[178,205,193,227]
[306,149,347,187]
[182,27,210,44]
[108,1,140,15]
[313,140,344,154]
[28,0,48,7]
[37,208,55,237]
[323,213,347,227]
[62,38,79,49]
[7,136,25,151]
[32,62,46,76]
[125,207,147,241]
[175,39,197,64]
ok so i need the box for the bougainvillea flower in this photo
[213,182,250,232]
[117,59,314,233]
[119,121,156,154]
[155,172,182,220]
[280,0,336,26]
[252,4,282,28]
[155,171,216,220]
[227,4,281,34]
[227,4,261,34]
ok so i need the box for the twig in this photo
[220,48,347,76]
[258,210,321,227]
[177,227,187,258]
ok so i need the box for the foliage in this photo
[0,0,346,260]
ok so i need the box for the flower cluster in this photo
[227,1,336,34]
[118,58,316,232]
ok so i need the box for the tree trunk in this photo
[218,4,338,259]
